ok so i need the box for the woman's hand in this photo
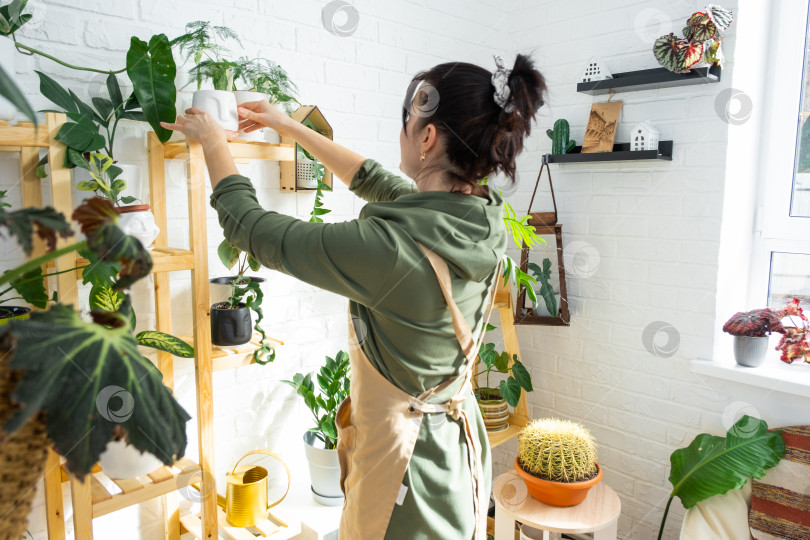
[237,100,294,136]
[160,108,234,147]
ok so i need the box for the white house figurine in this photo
[630,122,659,151]
[580,58,613,83]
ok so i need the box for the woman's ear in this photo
[420,123,439,155]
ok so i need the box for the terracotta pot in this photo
[475,389,510,433]
[514,457,602,507]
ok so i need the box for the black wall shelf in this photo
[577,64,721,95]
[543,140,673,164]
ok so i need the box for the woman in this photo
[161,53,546,540]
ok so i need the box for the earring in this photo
[420,152,425,162]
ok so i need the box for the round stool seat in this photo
[492,471,621,539]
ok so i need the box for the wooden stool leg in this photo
[494,504,516,540]
[594,519,619,540]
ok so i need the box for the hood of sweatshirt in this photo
[358,186,507,282]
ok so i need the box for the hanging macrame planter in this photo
[515,162,570,326]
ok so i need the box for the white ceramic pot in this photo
[192,90,238,132]
[117,204,159,250]
[99,440,163,479]
[303,431,344,505]
[532,293,561,317]
[296,158,319,189]
[733,335,769,367]
[232,90,281,144]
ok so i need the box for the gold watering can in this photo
[223,450,291,528]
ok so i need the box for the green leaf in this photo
[0,0,31,35]
[126,34,177,143]
[511,359,532,392]
[120,196,137,205]
[0,205,72,255]
[0,62,36,124]
[35,70,78,114]
[494,351,510,372]
[499,378,522,408]
[217,240,240,270]
[55,116,105,153]
[68,149,91,171]
[247,255,260,272]
[106,74,124,108]
[92,97,114,122]
[667,416,785,509]
[6,266,47,308]
[89,283,124,312]
[136,330,194,358]
[76,180,99,191]
[4,305,191,477]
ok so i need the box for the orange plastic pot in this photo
[514,457,602,507]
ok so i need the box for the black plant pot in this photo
[210,275,266,305]
[0,306,31,324]
[211,302,252,346]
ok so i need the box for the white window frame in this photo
[750,0,810,306]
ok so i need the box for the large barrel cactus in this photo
[518,418,598,483]
[546,119,576,155]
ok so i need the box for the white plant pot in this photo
[232,90,281,144]
[117,205,160,250]
[99,440,163,479]
[733,335,769,367]
[303,431,344,505]
[532,293,561,317]
[192,90,238,132]
[296,158,318,189]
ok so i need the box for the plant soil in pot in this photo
[211,302,252,347]
[475,388,509,433]
[515,418,601,507]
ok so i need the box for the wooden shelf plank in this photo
[178,333,285,372]
[488,414,529,449]
[544,141,673,164]
[577,64,721,95]
[163,139,295,161]
[0,121,50,147]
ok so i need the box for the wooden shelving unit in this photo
[479,280,530,449]
[1,116,298,538]
[576,64,722,95]
[542,140,673,164]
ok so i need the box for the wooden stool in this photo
[493,471,621,540]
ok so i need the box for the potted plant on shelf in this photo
[210,240,275,363]
[0,196,191,536]
[528,258,559,317]
[722,306,785,367]
[474,338,533,433]
[514,418,602,507]
[234,57,299,142]
[282,350,350,506]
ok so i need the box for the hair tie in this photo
[491,55,515,113]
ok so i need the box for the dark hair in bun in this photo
[402,53,547,187]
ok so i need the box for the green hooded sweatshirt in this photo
[210,158,507,539]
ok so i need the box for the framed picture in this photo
[582,101,623,153]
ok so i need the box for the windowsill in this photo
[692,357,810,398]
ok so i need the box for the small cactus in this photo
[546,119,577,154]
[517,418,598,483]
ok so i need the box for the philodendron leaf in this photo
[126,34,177,143]
[667,415,785,509]
[499,377,522,408]
[136,330,194,358]
[511,358,533,392]
[217,239,239,270]
[4,305,191,476]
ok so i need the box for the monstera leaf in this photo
[3,305,191,476]
[657,415,785,539]
[126,34,176,143]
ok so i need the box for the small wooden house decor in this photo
[630,122,659,151]
[580,58,613,83]
[280,105,334,191]
[515,162,570,326]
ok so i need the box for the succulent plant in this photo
[722,308,784,337]
[517,418,598,483]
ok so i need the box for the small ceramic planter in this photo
[514,457,602,507]
[733,335,770,367]
[117,204,160,250]
[210,302,252,347]
[303,431,344,506]
[192,90,238,132]
[99,440,163,479]
[475,389,510,433]
[232,91,281,143]
[296,158,318,189]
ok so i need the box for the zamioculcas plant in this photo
[657,415,785,540]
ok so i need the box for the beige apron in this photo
[336,242,500,540]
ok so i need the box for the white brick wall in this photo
[4,1,809,539]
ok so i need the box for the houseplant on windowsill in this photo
[722,306,785,367]
[474,338,533,433]
[774,297,810,365]
[515,418,601,507]
[210,240,275,363]
[282,350,350,506]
